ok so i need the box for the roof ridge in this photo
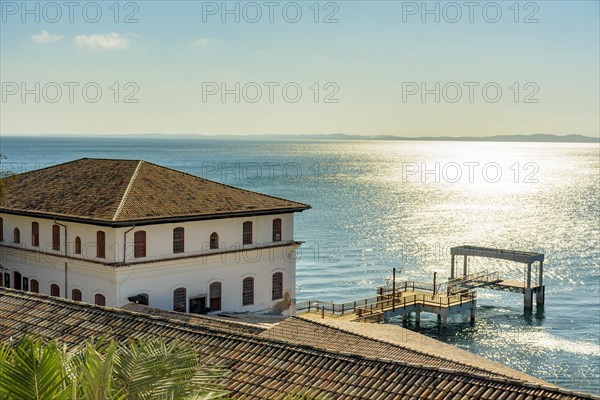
[0,287,261,340]
[121,303,265,331]
[112,160,144,221]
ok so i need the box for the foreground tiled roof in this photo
[0,158,310,224]
[1,289,597,400]
[259,317,545,385]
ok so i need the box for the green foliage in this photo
[0,336,231,400]
[0,336,70,400]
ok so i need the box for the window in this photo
[0,217,3,241]
[30,279,39,293]
[13,271,22,290]
[173,227,184,253]
[134,231,146,258]
[95,294,106,306]
[272,272,283,300]
[23,277,29,291]
[97,231,105,258]
[32,222,39,247]
[75,237,82,254]
[3,273,10,288]
[209,282,222,311]
[52,225,60,251]
[272,218,282,242]
[13,228,20,244]
[50,284,60,297]
[72,289,82,302]
[173,287,186,312]
[243,221,253,245]
[209,232,219,250]
[242,277,254,306]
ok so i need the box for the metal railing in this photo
[296,279,477,319]
[295,297,380,316]
[295,280,438,317]
[447,270,500,288]
[378,280,440,294]
[354,291,477,318]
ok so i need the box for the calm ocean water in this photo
[1,136,599,393]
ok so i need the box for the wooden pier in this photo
[296,280,477,327]
[296,245,546,326]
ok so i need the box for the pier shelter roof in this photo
[451,245,544,264]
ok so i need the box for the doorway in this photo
[13,272,22,290]
[189,296,208,314]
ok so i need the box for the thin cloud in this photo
[31,31,63,44]
[192,37,211,47]
[74,33,130,50]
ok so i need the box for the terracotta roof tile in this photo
[0,288,598,400]
[1,158,309,224]
[260,317,521,382]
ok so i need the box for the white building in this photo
[0,158,310,315]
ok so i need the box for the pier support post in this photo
[536,260,545,305]
[402,314,409,323]
[415,311,421,325]
[524,288,534,309]
[463,256,468,277]
[450,255,455,279]
[536,285,545,305]
[470,307,476,322]
[525,261,534,309]
[440,315,447,328]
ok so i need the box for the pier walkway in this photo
[296,281,477,326]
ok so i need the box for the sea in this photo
[1,136,599,394]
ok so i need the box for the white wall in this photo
[116,213,294,263]
[0,245,118,305]
[0,212,294,264]
[116,243,297,314]
[0,212,299,314]
[0,214,119,263]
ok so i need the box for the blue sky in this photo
[1,0,598,136]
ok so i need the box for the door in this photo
[13,272,22,290]
[189,297,208,314]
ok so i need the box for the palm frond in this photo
[70,338,124,400]
[112,338,230,400]
[0,336,70,400]
[0,335,231,400]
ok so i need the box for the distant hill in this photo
[243,133,599,143]
[5,133,599,143]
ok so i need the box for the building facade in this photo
[0,158,310,315]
